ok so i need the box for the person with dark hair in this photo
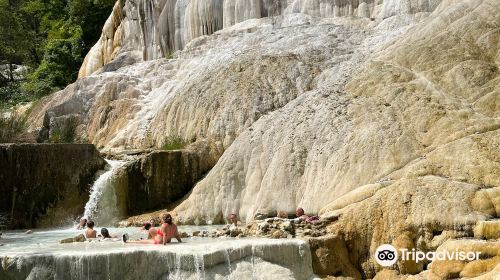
[140,222,157,239]
[159,213,182,244]
[101,228,110,238]
[85,220,97,238]
[295,207,320,223]
[228,213,239,227]
[77,218,87,230]
[123,213,182,244]
[149,219,156,227]
[100,228,117,239]
[295,207,306,219]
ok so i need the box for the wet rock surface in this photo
[116,141,219,216]
[0,238,314,280]
[0,144,105,229]
[59,234,86,244]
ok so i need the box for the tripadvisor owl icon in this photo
[374,244,398,266]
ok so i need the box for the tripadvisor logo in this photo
[374,244,481,266]
[375,244,398,266]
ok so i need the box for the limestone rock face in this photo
[78,0,442,77]
[0,144,105,229]
[25,0,500,278]
[31,15,370,152]
[308,235,362,278]
[174,0,500,224]
[117,141,219,215]
[430,239,500,279]
[30,0,499,230]
[474,220,500,240]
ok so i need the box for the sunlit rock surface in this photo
[30,0,499,225]
[78,0,443,77]
[175,0,500,223]
[22,0,500,278]
[372,239,500,279]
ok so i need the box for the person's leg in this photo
[126,239,156,244]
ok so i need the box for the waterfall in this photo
[83,159,125,226]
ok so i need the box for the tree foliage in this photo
[0,0,32,83]
[0,0,114,103]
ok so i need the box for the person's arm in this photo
[162,225,168,245]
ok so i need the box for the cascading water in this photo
[0,161,318,280]
[82,159,125,226]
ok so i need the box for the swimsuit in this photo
[154,228,164,244]
[154,224,177,244]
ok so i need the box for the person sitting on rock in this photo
[295,207,320,223]
[77,217,87,230]
[295,207,308,220]
[159,213,182,244]
[85,220,97,238]
[228,213,240,228]
[124,213,181,244]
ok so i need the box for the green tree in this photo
[23,37,83,96]
[0,0,34,106]
[0,0,31,84]
[21,0,114,97]
[68,0,115,54]
[0,0,114,103]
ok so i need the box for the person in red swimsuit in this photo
[159,213,182,244]
[123,213,182,245]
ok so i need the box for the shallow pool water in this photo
[0,225,222,255]
[0,226,316,280]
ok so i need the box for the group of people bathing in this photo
[75,208,313,245]
[77,213,182,245]
[77,220,117,240]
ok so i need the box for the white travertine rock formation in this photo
[174,0,499,222]
[79,0,443,77]
[33,0,499,224]
[30,0,499,277]
[0,239,314,279]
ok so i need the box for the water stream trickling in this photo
[83,159,125,226]
[0,161,317,279]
